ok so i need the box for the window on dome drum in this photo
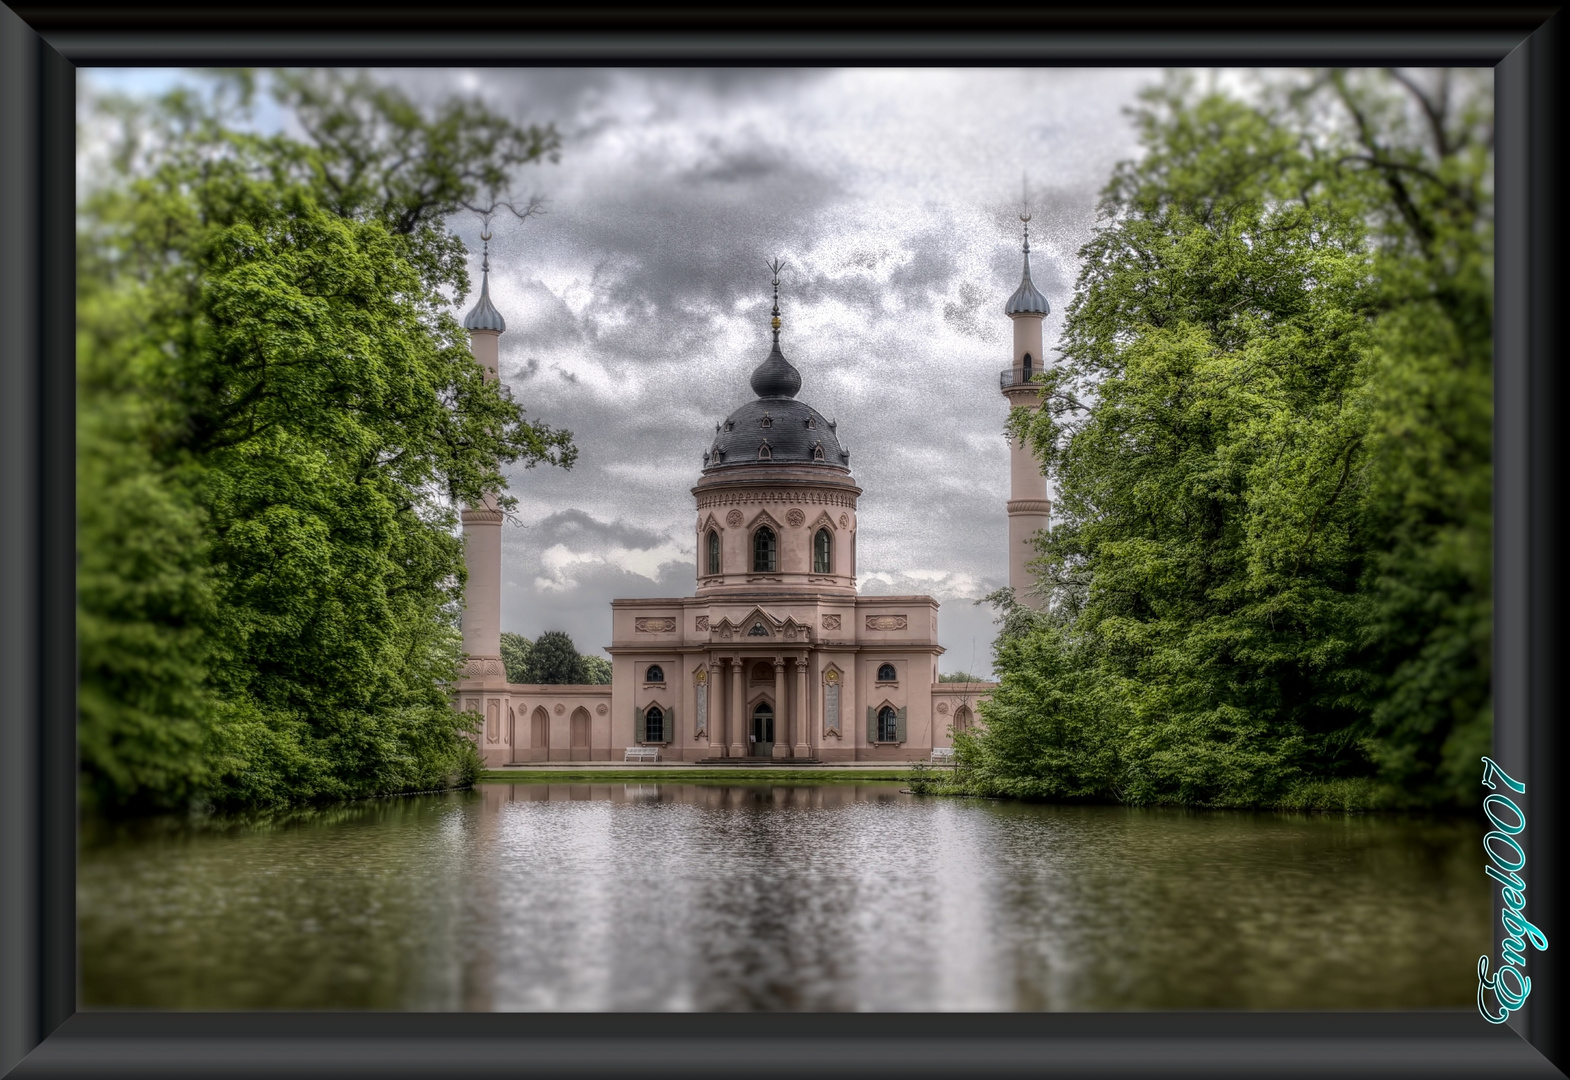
[878,705,898,742]
[814,528,832,573]
[753,527,777,571]
[1023,352,1033,379]
[805,417,817,428]
[645,665,664,683]
[812,442,824,461]
[760,414,772,428]
[706,530,721,575]
[758,443,772,460]
[644,705,664,743]
[724,420,734,431]
[877,663,897,682]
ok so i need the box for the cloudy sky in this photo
[84,67,1166,676]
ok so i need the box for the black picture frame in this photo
[1,7,1562,1077]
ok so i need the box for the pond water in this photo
[79,782,1490,1011]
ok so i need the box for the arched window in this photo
[812,442,825,461]
[758,442,772,461]
[877,705,898,742]
[644,705,665,743]
[813,528,833,573]
[952,705,972,733]
[645,665,664,684]
[706,530,721,575]
[760,413,773,428]
[753,527,777,572]
[570,707,591,759]
[1023,352,1033,379]
[877,663,897,682]
[531,706,550,750]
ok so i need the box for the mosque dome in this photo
[703,264,849,474]
[705,338,848,472]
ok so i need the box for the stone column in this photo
[793,655,810,759]
[709,653,726,758]
[773,656,789,759]
[729,657,746,758]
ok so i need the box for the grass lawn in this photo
[477,769,917,785]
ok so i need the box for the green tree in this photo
[524,631,590,685]
[78,70,574,810]
[968,70,1491,810]
[939,671,987,684]
[500,632,533,684]
[579,654,613,685]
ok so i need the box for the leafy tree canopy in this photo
[500,632,533,685]
[79,70,573,812]
[962,69,1491,811]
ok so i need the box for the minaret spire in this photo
[458,214,509,759]
[1004,178,1050,318]
[1001,176,1051,609]
[463,216,507,334]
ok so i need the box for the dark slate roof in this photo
[463,268,506,332]
[703,337,849,473]
[1004,236,1050,317]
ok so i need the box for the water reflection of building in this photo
[453,236,1058,764]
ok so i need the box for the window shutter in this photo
[867,706,878,744]
[895,706,908,744]
[635,705,646,743]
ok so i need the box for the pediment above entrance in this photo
[708,606,814,643]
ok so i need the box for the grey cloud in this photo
[528,508,673,554]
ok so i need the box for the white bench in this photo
[624,746,660,763]
[930,747,956,764]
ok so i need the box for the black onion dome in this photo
[749,340,802,398]
[704,339,848,473]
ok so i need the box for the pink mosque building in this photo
[455,219,1049,765]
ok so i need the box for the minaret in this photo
[1001,194,1051,609]
[461,224,507,667]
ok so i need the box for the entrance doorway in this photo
[750,702,774,757]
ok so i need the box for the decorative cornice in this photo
[462,507,505,525]
[695,489,858,509]
[1007,499,1052,515]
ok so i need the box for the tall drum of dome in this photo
[692,259,861,599]
[1000,192,1052,610]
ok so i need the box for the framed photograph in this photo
[2,7,1562,1077]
